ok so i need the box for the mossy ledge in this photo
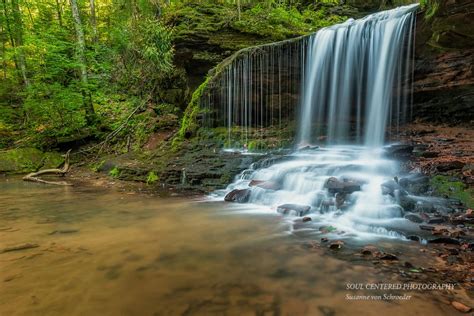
[173,34,309,149]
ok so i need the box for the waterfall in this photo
[202,5,417,149]
[201,38,308,149]
[215,5,423,239]
[298,4,417,146]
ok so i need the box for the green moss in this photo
[420,0,439,20]
[0,148,45,174]
[42,152,65,169]
[146,171,159,185]
[430,175,474,208]
[172,76,211,150]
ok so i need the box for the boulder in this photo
[381,179,408,197]
[398,174,430,195]
[361,245,379,256]
[324,177,361,195]
[0,148,64,174]
[224,189,251,203]
[277,204,311,216]
[251,180,281,190]
[399,195,417,212]
[404,213,424,223]
[383,144,413,159]
[328,240,344,250]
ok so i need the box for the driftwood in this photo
[23,150,72,186]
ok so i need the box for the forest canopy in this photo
[0,0,353,150]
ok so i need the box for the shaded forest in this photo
[0,0,358,150]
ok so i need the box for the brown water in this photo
[0,179,467,315]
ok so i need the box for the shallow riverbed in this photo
[0,179,469,315]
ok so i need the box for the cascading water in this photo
[214,5,422,239]
[298,4,417,146]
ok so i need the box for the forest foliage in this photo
[0,0,350,151]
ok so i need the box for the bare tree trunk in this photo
[1,38,6,79]
[89,0,97,43]
[69,0,95,122]
[1,23,6,79]
[237,0,241,21]
[11,0,29,87]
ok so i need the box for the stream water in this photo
[0,179,463,315]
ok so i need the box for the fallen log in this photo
[23,150,72,186]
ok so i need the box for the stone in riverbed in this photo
[276,204,311,216]
[381,179,408,197]
[224,189,251,203]
[428,237,461,245]
[420,224,436,231]
[378,253,398,261]
[324,177,361,195]
[427,217,445,224]
[249,180,281,190]
[328,240,344,250]
[404,213,424,223]
[398,174,430,195]
[361,245,379,256]
[383,144,413,159]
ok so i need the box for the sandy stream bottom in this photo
[0,180,470,316]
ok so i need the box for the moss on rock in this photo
[0,148,45,174]
[430,175,474,208]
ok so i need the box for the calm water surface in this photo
[0,179,462,315]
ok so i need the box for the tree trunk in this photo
[55,0,63,27]
[1,0,19,73]
[237,0,241,21]
[11,0,29,87]
[1,25,6,79]
[69,0,95,122]
[89,0,97,43]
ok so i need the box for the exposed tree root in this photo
[23,150,72,186]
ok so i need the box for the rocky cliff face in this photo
[413,0,474,125]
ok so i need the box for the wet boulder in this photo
[381,179,408,197]
[361,245,380,256]
[224,189,251,203]
[399,195,417,212]
[413,200,440,214]
[404,213,424,223]
[249,180,281,190]
[277,204,311,216]
[383,144,413,160]
[398,174,430,195]
[324,177,361,195]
